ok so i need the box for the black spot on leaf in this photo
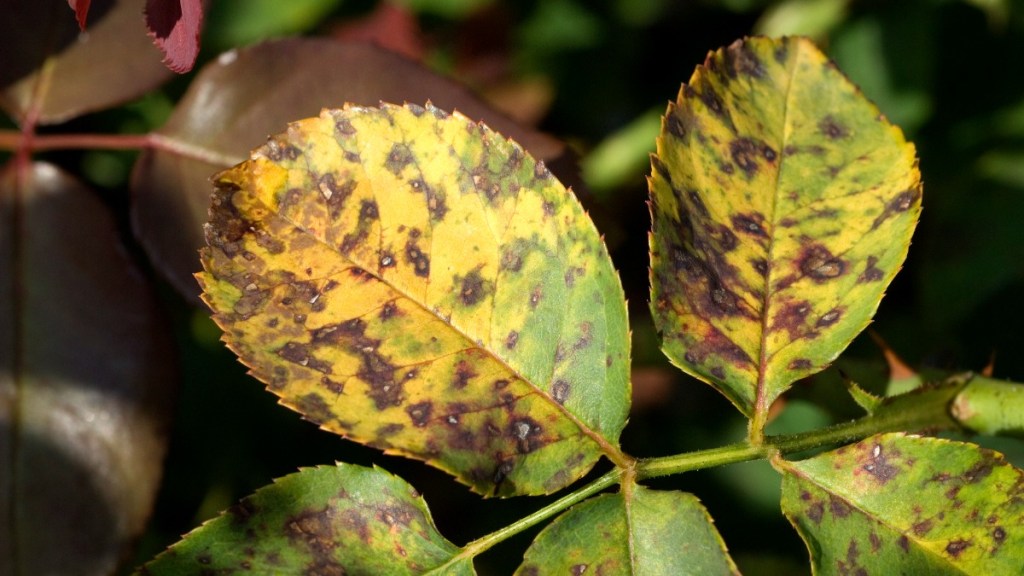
[731,137,766,176]
[858,255,884,283]
[871,187,922,230]
[505,330,519,350]
[459,270,487,306]
[816,307,843,328]
[452,359,478,389]
[406,401,433,427]
[945,539,971,558]
[732,213,768,238]
[405,240,430,278]
[798,244,846,281]
[772,300,813,339]
[385,143,414,175]
[789,358,812,371]
[552,380,570,404]
[819,115,848,139]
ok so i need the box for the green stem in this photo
[640,380,965,480]
[451,381,968,565]
[445,468,621,567]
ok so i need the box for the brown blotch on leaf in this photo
[529,284,543,308]
[858,255,884,283]
[871,187,922,231]
[509,417,545,453]
[412,179,449,221]
[379,250,396,269]
[912,519,933,536]
[797,244,847,282]
[317,173,356,220]
[698,85,726,118]
[807,501,824,524]
[993,527,1006,543]
[816,307,843,329]
[771,300,813,339]
[360,199,379,221]
[505,330,519,350]
[687,189,710,217]
[296,393,334,423]
[501,242,527,273]
[552,380,571,404]
[789,358,813,371]
[869,531,882,552]
[730,137,771,177]
[898,535,910,552]
[348,267,372,282]
[535,161,551,180]
[385,143,414,175]
[406,401,433,427]
[574,321,593,350]
[724,40,766,78]
[277,342,332,374]
[452,359,478,389]
[405,240,431,278]
[380,301,399,321]
[819,115,848,139]
[665,108,688,140]
[863,443,900,484]
[459,270,487,306]
[964,458,995,483]
[945,539,971,558]
[571,564,588,576]
[732,213,769,238]
[829,496,851,518]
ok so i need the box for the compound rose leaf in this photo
[516,486,738,575]
[649,36,921,433]
[137,464,475,575]
[199,103,630,496]
[778,433,1024,574]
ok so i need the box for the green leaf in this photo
[137,464,474,576]
[648,36,921,433]
[132,38,565,301]
[199,103,630,496]
[516,485,738,575]
[1,162,175,576]
[777,433,1024,574]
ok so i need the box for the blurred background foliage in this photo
[58,0,1023,573]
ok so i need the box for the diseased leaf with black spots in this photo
[648,37,921,433]
[515,485,738,575]
[199,103,631,496]
[136,464,474,575]
[777,433,1024,575]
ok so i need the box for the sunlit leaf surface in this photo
[132,38,565,301]
[648,36,921,427]
[0,162,174,576]
[778,433,1024,574]
[138,464,474,576]
[516,486,738,575]
[199,103,630,495]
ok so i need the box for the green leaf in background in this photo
[516,485,738,575]
[137,464,474,575]
[777,433,1024,574]
[1,162,175,576]
[199,103,630,496]
[648,36,921,435]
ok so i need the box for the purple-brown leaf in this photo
[0,162,175,576]
[144,0,204,73]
